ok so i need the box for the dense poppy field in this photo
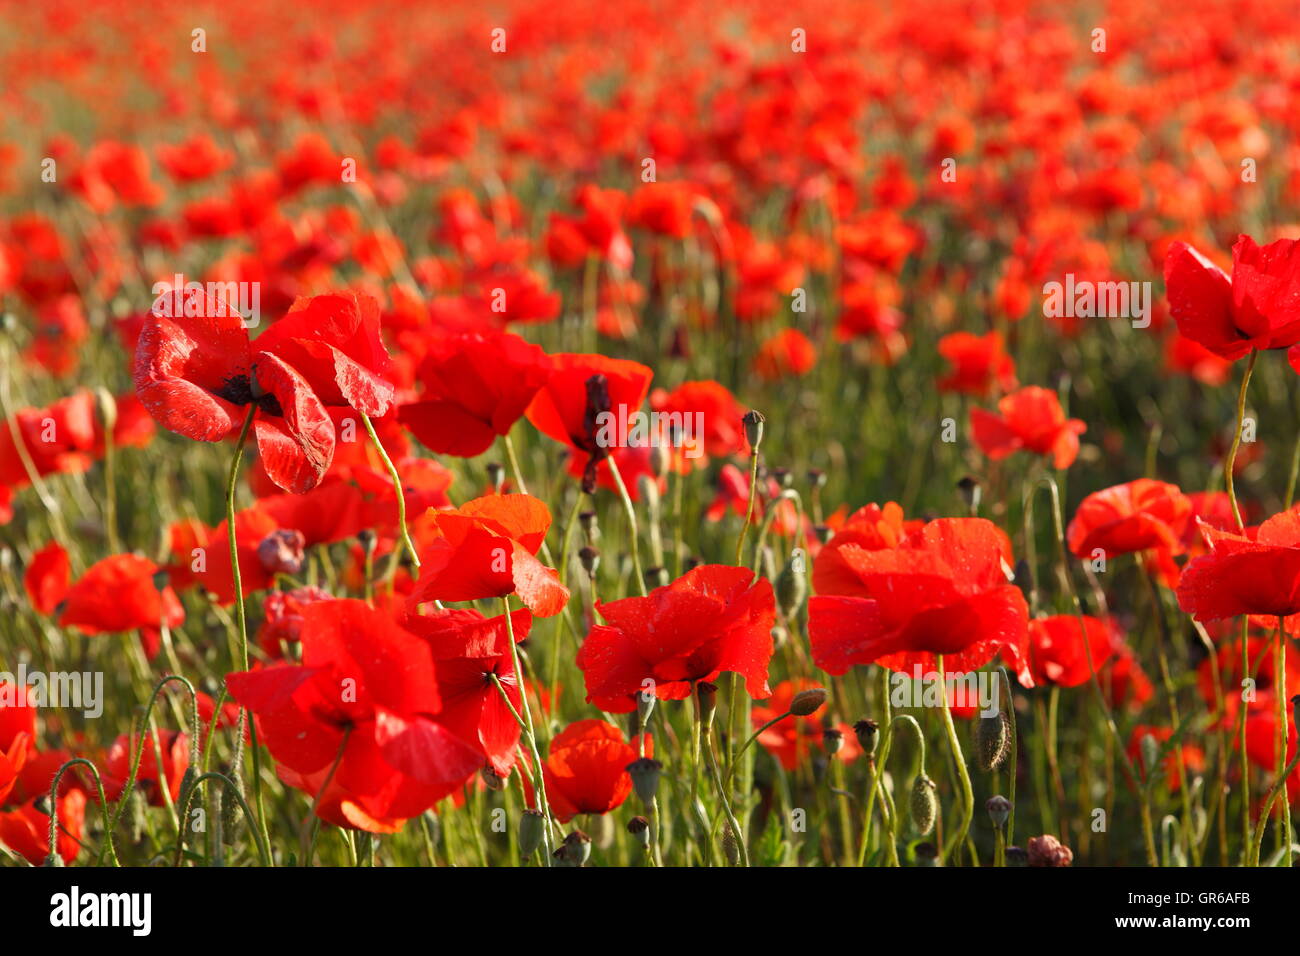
[2,0,1300,871]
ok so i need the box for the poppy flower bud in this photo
[975,711,1010,772]
[956,475,981,514]
[486,462,505,494]
[579,546,600,577]
[697,681,718,728]
[742,409,765,450]
[648,444,670,479]
[910,774,938,834]
[627,757,663,806]
[563,829,592,866]
[257,529,307,576]
[721,823,740,865]
[776,559,806,618]
[579,511,600,545]
[627,815,651,850]
[854,718,879,756]
[1139,732,1160,778]
[1026,834,1074,867]
[518,808,545,858]
[912,842,939,867]
[986,794,1011,829]
[644,566,669,590]
[823,727,844,756]
[220,783,242,844]
[480,766,506,791]
[790,687,827,717]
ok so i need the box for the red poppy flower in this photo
[404,607,532,777]
[0,730,30,806]
[752,679,860,771]
[541,719,640,822]
[1177,509,1300,624]
[648,380,748,467]
[812,502,913,595]
[808,518,1031,682]
[938,331,1017,395]
[103,730,190,806]
[753,329,817,382]
[525,352,653,490]
[133,290,336,494]
[971,386,1086,469]
[0,791,85,864]
[23,541,69,615]
[58,554,184,656]
[1246,710,1300,803]
[226,599,482,833]
[577,564,776,712]
[399,329,551,457]
[1099,645,1154,713]
[0,682,37,754]
[1164,236,1300,362]
[409,494,568,617]
[250,292,396,418]
[1023,615,1116,688]
[258,586,334,659]
[1066,479,1192,561]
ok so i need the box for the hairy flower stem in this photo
[936,656,975,865]
[1225,349,1257,530]
[49,758,118,867]
[362,412,420,588]
[502,597,557,865]
[605,454,648,596]
[735,447,760,566]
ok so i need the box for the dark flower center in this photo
[217,373,285,417]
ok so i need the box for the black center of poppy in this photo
[217,374,284,417]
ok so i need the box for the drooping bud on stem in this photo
[910,774,938,834]
[975,711,1010,772]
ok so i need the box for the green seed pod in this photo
[912,842,940,867]
[854,718,879,757]
[910,774,938,835]
[518,808,545,858]
[742,409,765,450]
[975,711,1010,772]
[986,794,1011,829]
[626,758,663,806]
[563,829,592,866]
[823,728,844,756]
[627,816,651,850]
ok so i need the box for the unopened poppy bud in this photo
[986,794,1011,829]
[486,462,505,494]
[1139,732,1160,777]
[742,409,765,450]
[627,758,663,805]
[721,823,740,865]
[697,682,718,727]
[776,559,806,618]
[644,566,669,590]
[257,529,306,576]
[956,475,981,514]
[912,842,939,867]
[648,444,670,478]
[854,718,879,756]
[480,766,506,791]
[790,687,827,717]
[177,766,198,812]
[579,546,600,577]
[975,711,1010,772]
[220,782,242,844]
[910,774,938,834]
[563,829,592,866]
[823,728,844,756]
[518,808,545,858]
[627,815,651,850]
[579,511,600,545]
